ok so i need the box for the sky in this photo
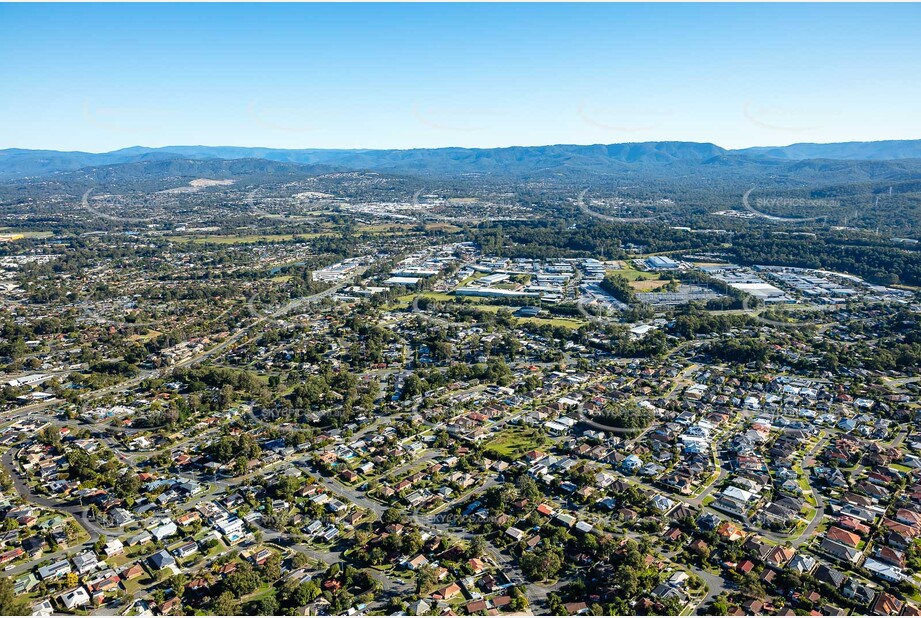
[2,3,920,153]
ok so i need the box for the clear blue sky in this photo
[2,3,920,152]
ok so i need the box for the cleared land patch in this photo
[630,278,670,291]
[483,427,549,460]
[606,267,660,282]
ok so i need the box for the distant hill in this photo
[0,141,726,179]
[2,139,921,180]
[61,157,332,182]
[99,141,731,176]
[734,139,921,161]
[27,157,338,194]
[0,148,186,179]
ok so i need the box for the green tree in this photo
[520,547,563,581]
[0,576,30,615]
[212,591,241,616]
[469,535,487,558]
[382,507,403,525]
[415,565,438,594]
[708,594,730,616]
[261,554,282,582]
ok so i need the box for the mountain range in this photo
[2,139,921,180]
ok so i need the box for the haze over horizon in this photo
[2,3,921,152]
[8,136,921,157]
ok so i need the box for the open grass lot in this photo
[166,233,323,244]
[470,304,584,328]
[0,229,53,240]
[389,291,451,310]
[388,299,413,310]
[357,223,409,232]
[459,272,490,286]
[127,329,162,342]
[121,576,146,596]
[397,292,456,303]
[166,222,427,245]
[630,278,669,291]
[242,585,276,604]
[447,302,584,328]
[393,293,585,329]
[355,223,423,235]
[356,223,446,236]
[424,223,462,232]
[106,546,143,568]
[483,427,549,459]
[518,315,584,329]
[354,222,453,234]
[607,266,660,282]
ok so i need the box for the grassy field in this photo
[443,302,584,328]
[395,293,585,329]
[127,329,162,342]
[166,233,321,244]
[121,576,146,596]
[242,585,277,604]
[462,303,505,312]
[459,272,491,286]
[425,223,462,232]
[166,222,432,245]
[0,230,53,240]
[389,291,450,310]
[483,427,548,459]
[518,316,584,329]
[630,278,669,291]
[352,222,459,233]
[607,266,660,282]
[397,292,456,303]
[356,223,422,234]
